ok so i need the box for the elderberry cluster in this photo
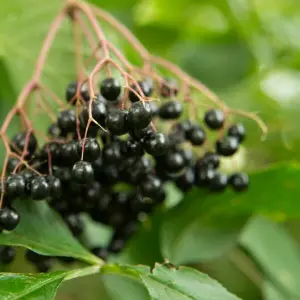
[0,77,249,271]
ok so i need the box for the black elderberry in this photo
[160,78,178,98]
[66,81,89,104]
[0,246,15,264]
[61,141,79,165]
[204,109,225,130]
[65,214,83,237]
[216,136,239,156]
[159,100,183,120]
[7,157,20,174]
[47,176,62,199]
[53,166,72,183]
[77,138,101,162]
[229,172,249,192]
[72,161,94,184]
[11,131,37,156]
[81,96,107,127]
[186,126,206,146]
[0,207,20,231]
[175,120,193,137]
[162,151,185,173]
[228,123,246,143]
[25,250,45,264]
[85,181,101,205]
[31,176,51,200]
[121,139,144,157]
[127,101,153,129]
[100,77,121,101]
[196,152,220,169]
[130,125,153,141]
[175,168,195,192]
[106,109,128,135]
[92,247,108,260]
[178,148,194,166]
[195,167,216,187]
[36,259,52,273]
[143,133,169,156]
[128,80,153,103]
[209,172,228,192]
[57,110,76,133]
[40,142,61,162]
[5,175,26,198]
[102,143,121,164]
[139,175,162,198]
[47,123,61,138]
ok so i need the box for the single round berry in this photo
[195,167,216,187]
[72,161,94,184]
[160,78,178,98]
[0,207,20,231]
[216,136,239,156]
[65,214,83,236]
[40,142,61,162]
[81,96,107,127]
[228,123,246,143]
[175,168,195,192]
[31,177,51,200]
[130,125,153,141]
[36,259,52,273]
[102,143,121,163]
[0,246,15,264]
[92,247,109,260]
[11,132,37,156]
[47,123,61,138]
[229,172,249,192]
[47,176,62,199]
[175,120,193,137]
[179,148,194,166]
[77,138,101,162]
[163,151,185,173]
[100,77,121,101]
[57,110,76,133]
[5,175,26,198]
[196,152,220,169]
[129,80,153,103]
[204,109,225,130]
[106,110,128,135]
[60,141,79,165]
[140,175,162,198]
[66,81,89,104]
[121,139,144,157]
[143,133,169,156]
[127,101,153,129]
[186,126,206,146]
[209,173,228,192]
[7,157,20,174]
[159,101,183,120]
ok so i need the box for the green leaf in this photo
[102,263,241,300]
[240,216,300,298]
[263,281,294,300]
[0,200,101,265]
[0,266,100,300]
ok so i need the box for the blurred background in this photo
[1,0,300,299]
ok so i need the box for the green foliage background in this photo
[1,0,300,299]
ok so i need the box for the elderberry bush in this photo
[0,77,249,271]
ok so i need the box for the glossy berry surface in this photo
[66,81,89,104]
[175,168,195,192]
[128,80,152,103]
[0,246,15,264]
[11,132,37,156]
[0,207,20,231]
[81,97,107,127]
[204,109,225,130]
[31,177,51,200]
[5,175,26,198]
[230,172,249,191]
[186,126,206,146]
[100,77,121,101]
[216,136,239,156]
[57,110,76,133]
[143,133,169,156]
[47,176,62,199]
[77,138,101,162]
[195,167,216,187]
[160,78,178,98]
[106,110,128,135]
[196,152,220,169]
[228,123,246,143]
[159,101,183,120]
[127,101,152,129]
[139,175,162,198]
[72,161,94,184]
[162,151,185,173]
[209,172,228,192]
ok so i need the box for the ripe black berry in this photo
[81,96,107,127]
[66,81,89,104]
[209,172,228,192]
[204,109,225,130]
[0,246,15,264]
[130,125,153,141]
[47,123,61,138]
[60,141,79,165]
[106,109,128,135]
[77,138,101,162]
[5,175,26,198]
[159,101,183,120]
[140,175,162,198]
[121,139,144,157]
[186,126,206,146]
[175,168,195,192]
[11,132,37,156]
[7,157,20,174]
[65,214,83,236]
[228,123,246,143]
[195,167,216,187]
[47,176,62,199]
[36,259,52,273]
[129,80,153,103]
[100,77,121,101]
[196,152,220,169]
[160,78,178,98]
[127,101,152,129]
[229,172,249,191]
[143,133,169,156]
[0,207,20,231]
[72,161,94,184]
[162,151,185,173]
[102,143,121,163]
[31,177,51,200]
[216,136,239,156]
[57,110,76,133]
